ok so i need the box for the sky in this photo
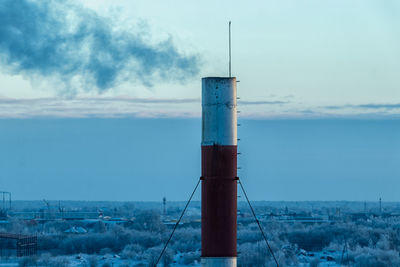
[0,1,399,201]
[0,0,399,118]
[1,118,399,201]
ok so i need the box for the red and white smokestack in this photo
[201,77,237,267]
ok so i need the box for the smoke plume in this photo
[0,0,199,92]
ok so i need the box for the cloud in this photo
[356,104,400,109]
[238,100,288,105]
[2,97,399,119]
[324,103,400,110]
[85,97,199,104]
[0,97,199,105]
[0,97,290,118]
[0,0,199,93]
[0,97,201,118]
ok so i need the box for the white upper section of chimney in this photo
[202,77,237,146]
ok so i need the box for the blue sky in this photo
[0,1,399,200]
[0,118,399,201]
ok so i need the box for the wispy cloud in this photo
[324,103,400,110]
[0,97,289,106]
[356,103,400,109]
[0,97,200,105]
[0,96,292,118]
[1,97,399,119]
[238,100,288,105]
[0,97,201,118]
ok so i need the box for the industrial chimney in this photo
[201,77,237,267]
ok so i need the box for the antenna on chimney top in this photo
[229,21,232,77]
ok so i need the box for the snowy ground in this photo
[0,251,342,267]
[0,255,201,267]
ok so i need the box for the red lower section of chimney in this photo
[201,145,237,257]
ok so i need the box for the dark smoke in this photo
[0,0,199,92]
